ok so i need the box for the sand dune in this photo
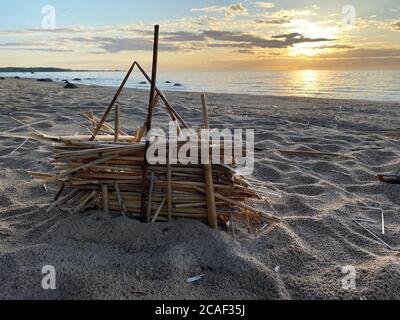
[0,77,399,300]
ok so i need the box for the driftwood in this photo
[378,175,400,184]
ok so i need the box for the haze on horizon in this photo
[0,0,399,71]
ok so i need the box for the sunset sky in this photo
[1,0,399,71]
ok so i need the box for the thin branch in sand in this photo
[5,119,48,133]
[9,116,45,136]
[353,219,393,251]
[278,149,356,160]
[10,139,29,155]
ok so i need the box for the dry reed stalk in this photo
[196,187,281,223]
[54,183,66,201]
[146,172,156,222]
[90,61,137,141]
[47,189,80,212]
[278,149,356,159]
[151,197,167,223]
[73,190,96,214]
[114,104,120,142]
[102,184,109,214]
[115,183,127,215]
[201,94,218,229]
[167,164,172,221]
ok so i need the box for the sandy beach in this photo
[0,77,399,300]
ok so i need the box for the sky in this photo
[0,0,399,71]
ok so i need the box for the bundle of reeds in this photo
[29,126,281,231]
[22,26,282,233]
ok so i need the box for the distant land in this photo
[0,67,120,72]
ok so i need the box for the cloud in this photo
[203,30,332,49]
[236,48,255,55]
[191,5,226,13]
[316,44,355,49]
[320,48,400,58]
[254,2,275,9]
[255,18,289,25]
[133,29,207,42]
[73,36,182,53]
[0,41,74,52]
[393,21,400,30]
[255,7,318,26]
[0,26,89,35]
[191,3,248,17]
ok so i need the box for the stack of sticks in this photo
[25,26,282,232]
[28,109,281,232]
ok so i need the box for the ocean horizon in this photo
[2,69,400,102]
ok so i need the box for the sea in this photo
[1,69,399,102]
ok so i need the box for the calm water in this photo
[2,70,400,102]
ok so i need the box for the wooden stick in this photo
[114,104,120,142]
[278,149,355,159]
[167,163,172,221]
[81,112,128,136]
[151,197,167,223]
[89,108,95,124]
[10,139,29,155]
[72,190,96,214]
[135,126,143,142]
[135,62,189,129]
[141,25,160,219]
[102,184,109,214]
[230,213,237,242]
[146,172,156,222]
[378,175,400,184]
[41,154,122,184]
[201,94,218,229]
[90,61,136,141]
[47,189,80,212]
[115,183,127,215]
[5,119,48,133]
[353,220,393,250]
[196,187,281,223]
[54,183,66,201]
[9,116,45,136]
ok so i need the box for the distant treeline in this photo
[0,67,87,72]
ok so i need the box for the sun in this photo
[286,19,340,57]
[289,43,321,57]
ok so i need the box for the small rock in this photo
[165,81,172,84]
[138,81,147,85]
[173,83,183,87]
[37,78,53,82]
[14,76,21,79]
[73,78,82,81]
[63,81,78,89]
[0,77,4,80]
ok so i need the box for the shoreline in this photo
[2,76,400,106]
